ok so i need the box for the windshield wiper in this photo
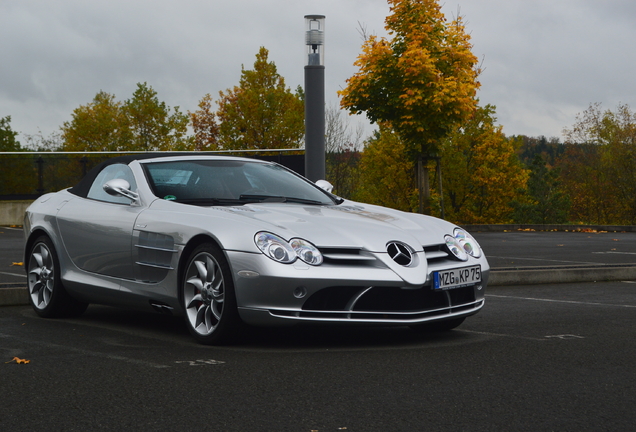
[174,198,245,206]
[239,194,287,203]
[239,194,325,205]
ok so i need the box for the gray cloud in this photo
[1,0,634,142]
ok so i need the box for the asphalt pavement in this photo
[2,225,636,305]
[2,281,635,430]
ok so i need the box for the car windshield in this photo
[143,159,338,206]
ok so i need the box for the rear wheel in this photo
[409,317,466,333]
[181,243,241,344]
[27,236,88,318]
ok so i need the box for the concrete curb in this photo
[0,286,28,306]
[3,265,636,306]
[488,266,636,286]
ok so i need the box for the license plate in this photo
[433,265,481,290]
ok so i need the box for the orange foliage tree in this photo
[438,105,528,224]
[189,93,220,151]
[339,0,480,158]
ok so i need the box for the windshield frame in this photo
[141,158,341,206]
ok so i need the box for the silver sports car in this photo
[24,155,489,344]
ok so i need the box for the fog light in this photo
[293,286,307,298]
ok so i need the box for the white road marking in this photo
[459,329,546,341]
[0,332,170,369]
[487,255,606,265]
[545,334,585,340]
[175,359,226,366]
[592,251,636,255]
[0,271,27,278]
[487,294,636,308]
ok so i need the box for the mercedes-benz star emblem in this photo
[387,242,413,266]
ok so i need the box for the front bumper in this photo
[227,251,488,327]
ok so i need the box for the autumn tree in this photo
[189,93,220,151]
[216,47,305,150]
[511,155,570,224]
[61,83,192,152]
[124,82,192,151]
[353,126,417,212]
[340,0,481,212]
[560,103,636,224]
[437,105,528,224]
[61,91,131,151]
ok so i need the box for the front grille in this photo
[290,284,481,322]
[318,247,378,266]
[424,244,451,264]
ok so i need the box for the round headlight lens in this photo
[454,228,482,258]
[290,238,323,266]
[445,234,468,261]
[254,232,296,264]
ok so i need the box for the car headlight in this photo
[255,232,296,264]
[445,228,482,260]
[290,238,323,266]
[254,232,323,266]
[445,234,468,261]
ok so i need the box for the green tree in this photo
[61,91,131,151]
[339,0,480,158]
[0,116,21,151]
[0,116,33,196]
[561,103,636,224]
[353,126,417,212]
[216,47,305,150]
[438,105,528,224]
[124,82,192,151]
[511,155,570,224]
[61,83,192,152]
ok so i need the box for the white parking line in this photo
[487,294,636,308]
[487,255,606,265]
[0,332,170,369]
[0,271,26,278]
[593,251,636,255]
[459,329,546,341]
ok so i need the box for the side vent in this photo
[135,231,177,283]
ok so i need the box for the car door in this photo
[56,163,143,280]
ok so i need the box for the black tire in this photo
[409,317,466,333]
[27,235,88,318]
[181,243,241,345]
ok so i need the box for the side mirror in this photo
[103,178,139,201]
[315,180,334,193]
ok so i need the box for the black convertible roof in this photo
[67,152,305,198]
[67,153,223,198]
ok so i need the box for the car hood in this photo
[210,200,457,252]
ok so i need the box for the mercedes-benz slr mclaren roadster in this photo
[24,155,489,344]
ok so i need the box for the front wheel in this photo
[27,235,88,318]
[181,243,241,344]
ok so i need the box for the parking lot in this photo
[2,226,636,430]
[1,281,635,431]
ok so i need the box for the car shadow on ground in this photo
[64,305,480,351]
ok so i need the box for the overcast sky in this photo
[2,0,635,145]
